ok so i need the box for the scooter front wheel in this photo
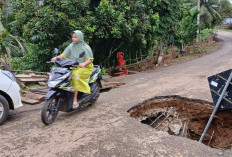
[41,97,60,125]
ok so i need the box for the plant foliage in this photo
[0,0,222,71]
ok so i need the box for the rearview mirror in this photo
[54,48,59,55]
[79,51,85,58]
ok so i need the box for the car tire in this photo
[0,95,9,125]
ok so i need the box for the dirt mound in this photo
[128,96,232,149]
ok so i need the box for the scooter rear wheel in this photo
[90,82,100,104]
[41,97,59,125]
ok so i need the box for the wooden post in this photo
[0,58,26,88]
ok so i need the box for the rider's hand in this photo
[79,63,86,68]
[51,57,57,62]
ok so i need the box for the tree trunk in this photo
[196,0,200,43]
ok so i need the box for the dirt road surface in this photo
[1,31,232,157]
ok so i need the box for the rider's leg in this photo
[73,90,79,105]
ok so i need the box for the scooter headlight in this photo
[47,72,71,88]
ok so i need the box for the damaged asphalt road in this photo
[1,31,232,156]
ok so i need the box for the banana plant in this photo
[0,21,31,59]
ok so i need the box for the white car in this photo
[0,70,23,125]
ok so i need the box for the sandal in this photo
[72,103,80,109]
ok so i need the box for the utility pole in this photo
[196,0,200,43]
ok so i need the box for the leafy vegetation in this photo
[217,0,232,19]
[0,0,229,72]
[198,28,214,41]
[0,20,32,68]
[99,67,109,76]
[189,0,221,28]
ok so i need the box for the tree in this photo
[9,0,160,67]
[6,0,208,71]
[0,21,31,59]
[174,8,198,48]
[190,0,221,28]
[217,0,232,19]
[154,0,183,45]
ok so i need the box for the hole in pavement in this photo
[128,95,232,150]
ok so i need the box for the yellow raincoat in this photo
[61,30,93,94]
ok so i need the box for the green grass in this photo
[219,28,232,32]
[22,84,41,92]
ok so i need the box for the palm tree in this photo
[190,0,221,28]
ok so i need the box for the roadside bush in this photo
[9,0,161,68]
[11,44,51,71]
[6,0,210,71]
[99,67,109,76]
[193,45,206,53]
[198,28,214,41]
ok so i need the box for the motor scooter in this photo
[41,49,102,125]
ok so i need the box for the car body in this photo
[0,70,23,125]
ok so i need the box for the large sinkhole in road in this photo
[128,95,232,150]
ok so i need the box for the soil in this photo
[128,96,232,150]
[123,37,223,73]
